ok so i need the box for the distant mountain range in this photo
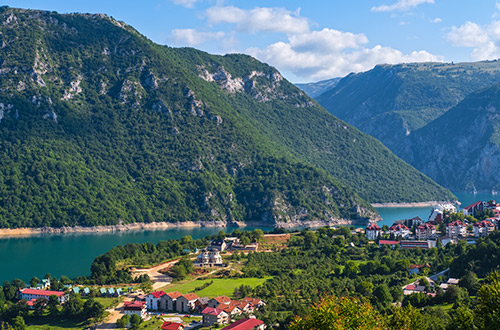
[295,78,341,98]
[0,7,454,229]
[311,61,500,192]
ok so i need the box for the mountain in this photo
[0,7,453,228]
[295,77,342,98]
[316,61,500,150]
[396,84,500,192]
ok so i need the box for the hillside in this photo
[295,77,341,98]
[0,7,453,228]
[396,84,500,192]
[317,61,500,150]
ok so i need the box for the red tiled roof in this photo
[215,295,231,304]
[202,306,225,316]
[379,240,400,245]
[390,223,409,231]
[21,289,65,297]
[447,221,466,227]
[474,220,495,227]
[24,298,37,306]
[124,300,146,311]
[366,224,381,230]
[182,293,199,301]
[150,291,166,299]
[241,297,263,306]
[166,291,183,299]
[161,321,184,330]
[405,285,416,290]
[221,318,264,330]
[417,223,435,230]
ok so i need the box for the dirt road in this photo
[132,259,179,290]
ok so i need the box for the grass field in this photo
[162,277,272,298]
[26,316,87,330]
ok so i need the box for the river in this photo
[0,192,496,284]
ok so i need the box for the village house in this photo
[194,297,210,311]
[403,284,426,295]
[194,249,224,267]
[202,307,229,326]
[221,318,265,330]
[124,300,147,319]
[428,208,444,225]
[210,239,227,251]
[463,201,484,217]
[208,295,232,308]
[408,216,424,228]
[164,291,182,311]
[389,223,410,238]
[221,303,243,317]
[176,293,199,313]
[447,221,467,237]
[416,223,436,240]
[19,288,68,304]
[161,322,184,330]
[35,278,50,290]
[473,220,495,237]
[365,223,381,240]
[146,290,166,310]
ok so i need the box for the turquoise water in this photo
[0,226,272,283]
[1,192,497,284]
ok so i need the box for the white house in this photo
[194,249,224,267]
[19,288,68,304]
[389,223,410,238]
[176,293,199,313]
[124,300,147,319]
[365,223,381,240]
[202,307,229,327]
[447,221,467,237]
[146,291,166,310]
[473,220,495,237]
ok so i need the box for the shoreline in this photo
[0,217,371,239]
[371,200,457,208]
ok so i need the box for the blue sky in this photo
[3,0,500,82]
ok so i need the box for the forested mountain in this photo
[317,61,500,150]
[295,77,341,98]
[0,7,453,228]
[396,84,500,192]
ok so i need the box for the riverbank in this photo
[371,200,457,208]
[0,221,247,238]
[0,217,372,238]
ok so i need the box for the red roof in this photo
[215,295,231,304]
[417,223,435,230]
[161,321,184,330]
[21,289,65,297]
[241,297,264,306]
[447,220,466,227]
[182,293,199,301]
[202,306,226,316]
[166,291,183,299]
[25,298,37,306]
[474,220,495,227]
[150,291,166,299]
[124,300,146,310]
[405,285,416,290]
[366,224,381,230]
[390,223,409,231]
[379,240,400,245]
[464,201,482,210]
[221,318,264,330]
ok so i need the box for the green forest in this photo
[0,7,453,229]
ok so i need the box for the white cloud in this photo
[372,0,435,13]
[430,17,442,23]
[497,2,500,11]
[447,21,500,60]
[171,0,199,8]
[247,28,442,81]
[205,6,309,34]
[169,28,226,46]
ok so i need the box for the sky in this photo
[3,0,500,82]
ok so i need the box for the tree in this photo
[240,236,251,246]
[11,316,26,330]
[474,270,500,329]
[116,314,130,328]
[459,271,479,296]
[83,298,105,320]
[63,295,83,316]
[387,304,427,330]
[373,284,392,308]
[289,295,385,330]
[33,298,48,316]
[29,277,40,288]
[252,229,264,242]
[47,295,60,316]
[343,261,359,278]
[356,281,374,296]
[129,313,142,328]
[448,305,476,330]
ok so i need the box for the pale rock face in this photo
[43,110,57,123]
[198,65,244,93]
[62,77,83,100]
